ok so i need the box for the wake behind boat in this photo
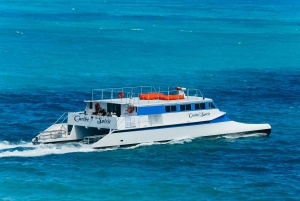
[32,86,271,148]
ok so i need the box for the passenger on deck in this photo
[97,107,106,116]
[100,109,106,116]
[92,103,101,115]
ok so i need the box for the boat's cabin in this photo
[84,86,218,117]
[84,100,217,117]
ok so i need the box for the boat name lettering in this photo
[189,112,210,118]
[73,115,89,122]
[96,118,111,124]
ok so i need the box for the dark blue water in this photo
[1,0,300,200]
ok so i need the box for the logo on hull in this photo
[73,115,89,122]
[95,117,111,124]
[189,112,210,118]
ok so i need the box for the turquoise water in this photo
[1,0,300,200]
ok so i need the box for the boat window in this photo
[165,105,177,113]
[209,102,216,109]
[171,105,176,112]
[166,106,171,112]
[89,102,93,109]
[107,103,121,117]
[194,103,206,110]
[180,104,191,111]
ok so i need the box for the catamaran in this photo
[32,86,271,148]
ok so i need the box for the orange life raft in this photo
[139,93,184,100]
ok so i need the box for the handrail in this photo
[62,116,68,123]
[39,129,67,134]
[53,112,67,125]
[90,86,205,102]
[198,89,204,99]
[38,129,67,140]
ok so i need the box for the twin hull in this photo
[37,121,271,149]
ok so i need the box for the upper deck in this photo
[85,96,212,107]
[84,86,211,106]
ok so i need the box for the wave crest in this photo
[0,142,97,158]
[0,141,33,150]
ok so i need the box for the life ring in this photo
[118,91,124,99]
[127,105,134,114]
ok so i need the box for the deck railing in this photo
[91,86,204,103]
[38,124,68,140]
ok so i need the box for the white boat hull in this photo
[91,121,271,149]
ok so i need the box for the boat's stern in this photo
[32,123,69,145]
[32,136,40,145]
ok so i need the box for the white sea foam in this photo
[122,141,160,149]
[0,142,98,158]
[223,133,267,139]
[0,133,263,157]
[169,138,193,144]
[123,138,193,149]
[0,141,34,150]
[0,138,194,157]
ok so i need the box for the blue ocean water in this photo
[1,0,300,200]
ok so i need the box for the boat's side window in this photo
[209,102,216,109]
[180,104,186,111]
[166,106,171,112]
[171,105,176,112]
[89,102,93,109]
[165,105,177,113]
[194,103,206,110]
[180,104,191,111]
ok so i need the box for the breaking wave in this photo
[0,141,98,158]
[0,133,266,158]
[0,141,33,150]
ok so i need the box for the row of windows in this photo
[180,104,191,111]
[195,103,206,110]
[165,105,177,112]
[165,102,216,113]
[209,102,216,109]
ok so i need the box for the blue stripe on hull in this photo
[210,114,231,123]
